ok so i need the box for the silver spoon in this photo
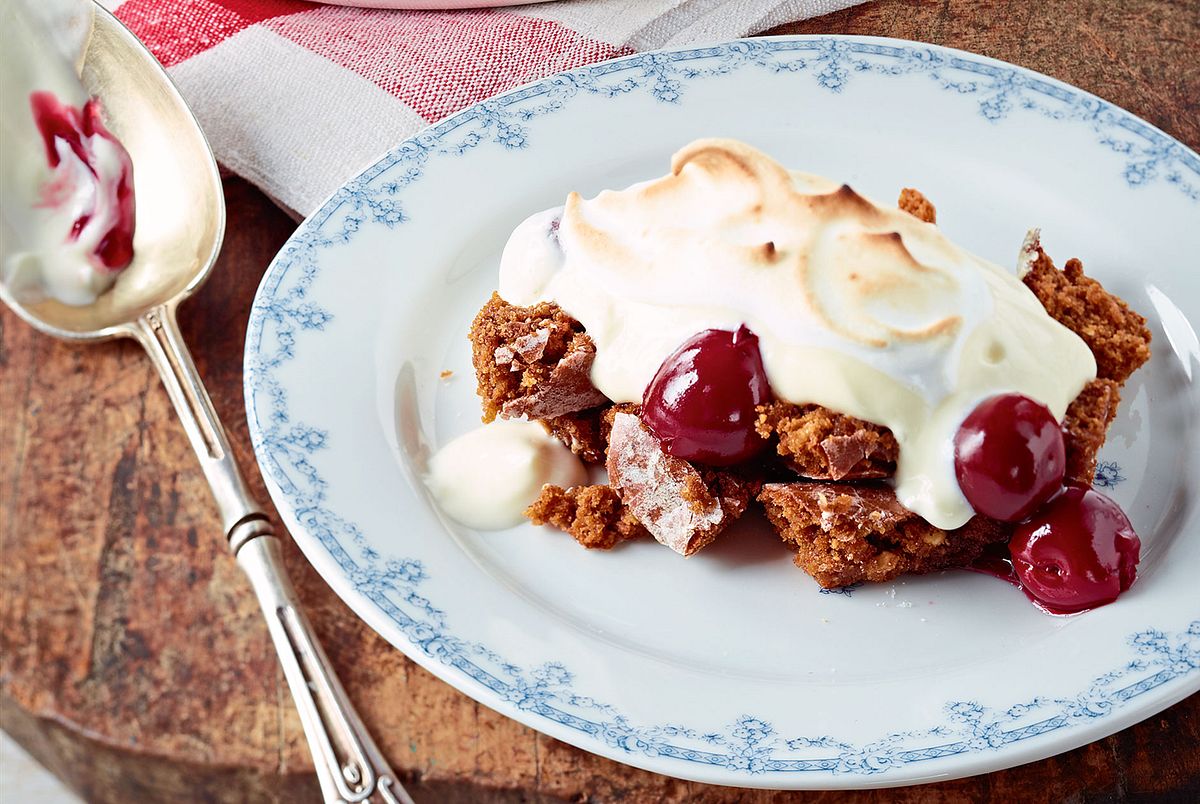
[0,6,412,803]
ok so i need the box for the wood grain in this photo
[2,1,1197,801]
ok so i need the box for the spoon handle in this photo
[135,304,414,804]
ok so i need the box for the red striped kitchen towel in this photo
[100,0,864,216]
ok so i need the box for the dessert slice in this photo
[467,193,1144,578]
[755,245,1151,588]
[463,139,1150,612]
[470,292,608,423]
[755,376,1129,590]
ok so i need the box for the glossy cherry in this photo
[954,393,1065,522]
[1009,486,1140,614]
[642,326,770,465]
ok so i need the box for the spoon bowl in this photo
[0,6,223,340]
[0,5,407,802]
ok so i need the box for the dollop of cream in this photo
[427,420,587,530]
[498,138,1097,529]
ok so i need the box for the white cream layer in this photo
[498,139,1097,529]
[427,420,587,530]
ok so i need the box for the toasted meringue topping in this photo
[498,139,1097,528]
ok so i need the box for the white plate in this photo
[245,36,1200,789]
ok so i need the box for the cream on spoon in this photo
[1,0,135,306]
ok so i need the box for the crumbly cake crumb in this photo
[755,401,898,479]
[525,485,648,549]
[898,188,936,224]
[1023,250,1151,386]
[758,483,1008,588]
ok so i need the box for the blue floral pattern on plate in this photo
[245,37,1199,779]
[1094,460,1127,489]
[819,582,865,597]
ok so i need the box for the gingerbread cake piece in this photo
[1022,246,1151,386]
[537,402,641,466]
[540,406,609,465]
[470,293,608,422]
[500,342,608,421]
[754,401,898,480]
[606,412,754,556]
[1061,378,1122,485]
[755,379,1120,487]
[526,484,648,549]
[758,483,1009,588]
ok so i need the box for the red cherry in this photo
[954,393,1065,522]
[1009,486,1141,614]
[642,326,770,465]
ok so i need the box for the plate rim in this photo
[243,33,1200,789]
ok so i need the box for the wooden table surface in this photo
[2,1,1198,801]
